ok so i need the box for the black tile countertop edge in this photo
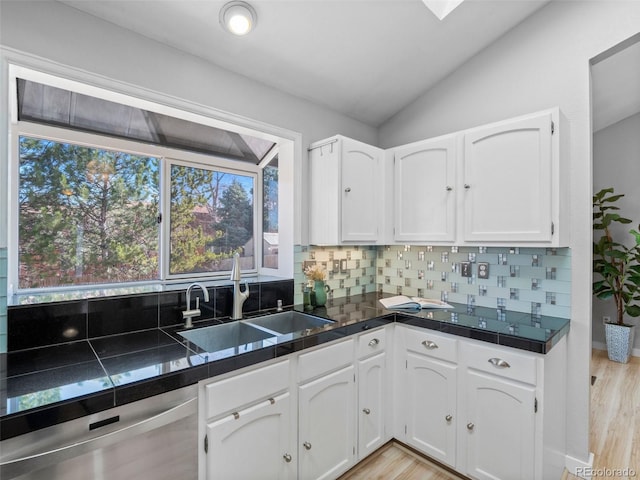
[1,293,569,440]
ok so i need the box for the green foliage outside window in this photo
[18,136,159,288]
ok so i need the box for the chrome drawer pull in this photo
[232,412,240,420]
[283,453,292,463]
[362,408,371,415]
[269,398,275,405]
[303,441,312,450]
[467,422,475,431]
[445,415,452,422]
[422,340,438,350]
[488,357,511,369]
[368,338,380,347]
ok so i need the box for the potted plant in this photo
[593,187,640,363]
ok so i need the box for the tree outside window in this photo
[169,164,255,275]
[18,136,159,289]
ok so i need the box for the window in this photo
[8,68,295,295]
[18,136,160,289]
[262,157,279,269]
[169,163,256,276]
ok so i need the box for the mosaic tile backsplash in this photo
[295,245,570,318]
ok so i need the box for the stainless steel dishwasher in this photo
[0,385,197,480]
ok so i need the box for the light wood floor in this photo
[341,349,640,480]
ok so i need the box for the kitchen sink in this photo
[178,321,277,353]
[243,311,333,335]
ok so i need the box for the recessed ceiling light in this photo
[422,0,464,20]
[220,1,257,36]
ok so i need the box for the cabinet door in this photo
[394,135,457,242]
[463,112,553,242]
[205,393,294,480]
[404,352,457,467]
[341,139,381,243]
[299,365,356,480]
[463,370,536,480]
[358,352,386,459]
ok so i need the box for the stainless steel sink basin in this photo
[178,321,276,353]
[243,311,333,335]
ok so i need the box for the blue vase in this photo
[314,280,330,307]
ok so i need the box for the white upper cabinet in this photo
[309,135,384,245]
[393,134,457,242]
[462,109,566,245]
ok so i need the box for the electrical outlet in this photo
[603,316,611,325]
[478,262,490,279]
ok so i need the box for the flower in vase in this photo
[304,264,327,282]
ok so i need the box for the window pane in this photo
[18,136,160,288]
[169,165,255,275]
[262,163,278,268]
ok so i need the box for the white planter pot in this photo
[605,323,636,363]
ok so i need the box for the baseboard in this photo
[565,452,595,479]
[592,341,640,357]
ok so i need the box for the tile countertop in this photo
[0,292,569,440]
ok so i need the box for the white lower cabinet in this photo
[396,325,566,480]
[405,352,457,467]
[298,365,356,480]
[199,360,294,480]
[463,370,535,480]
[205,392,294,480]
[199,324,566,480]
[357,352,386,459]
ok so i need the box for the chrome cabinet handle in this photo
[488,357,511,368]
[446,186,453,191]
[362,408,371,415]
[467,422,475,431]
[464,184,471,189]
[422,340,438,350]
[232,412,240,420]
[303,441,312,450]
[344,187,351,193]
[283,453,292,463]
[368,338,380,347]
[445,415,453,422]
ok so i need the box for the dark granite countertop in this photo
[0,292,569,440]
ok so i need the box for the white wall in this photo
[0,1,377,148]
[0,0,378,352]
[379,0,640,469]
[593,112,640,350]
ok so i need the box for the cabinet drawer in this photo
[404,327,457,363]
[204,360,290,419]
[463,341,536,385]
[298,339,354,383]
[357,328,386,359]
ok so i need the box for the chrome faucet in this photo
[182,282,209,328]
[230,253,249,320]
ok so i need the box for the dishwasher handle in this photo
[0,396,197,479]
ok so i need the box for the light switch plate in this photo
[478,262,490,279]
[460,262,471,277]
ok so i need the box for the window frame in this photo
[6,64,296,299]
[163,157,260,281]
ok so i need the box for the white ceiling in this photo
[58,0,552,127]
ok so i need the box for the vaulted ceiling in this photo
[58,0,551,127]
[58,1,638,130]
